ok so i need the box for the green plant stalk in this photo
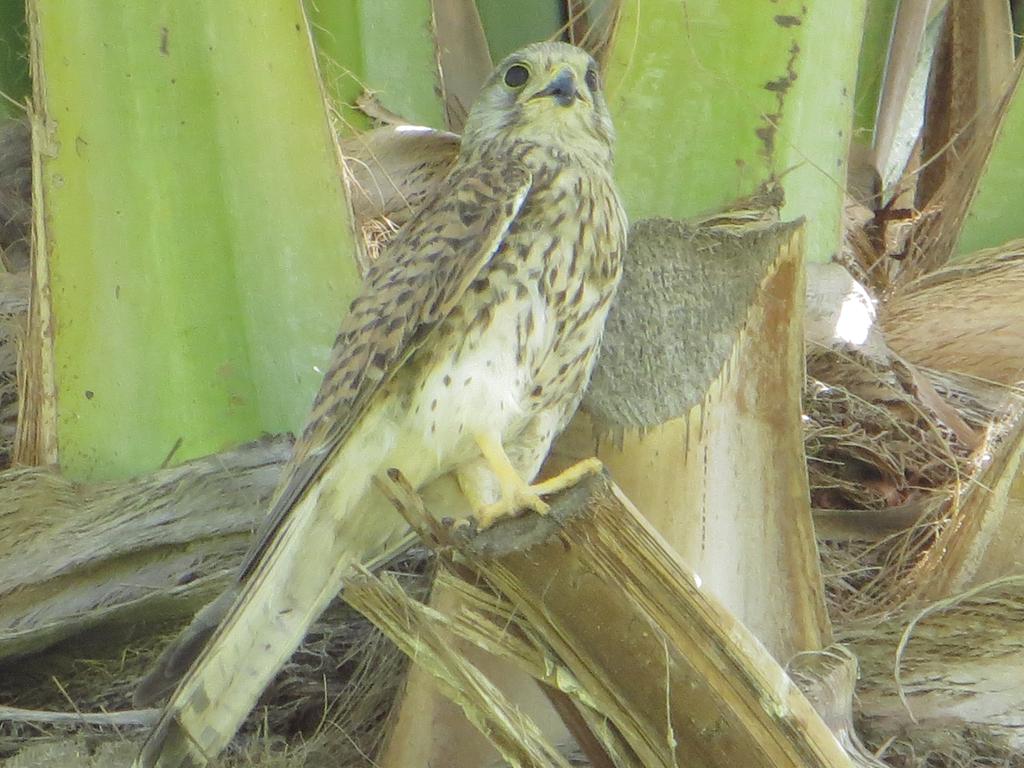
[307,0,444,131]
[955,64,1024,256]
[475,0,564,60]
[304,0,370,133]
[776,2,867,264]
[851,0,899,144]
[604,0,865,263]
[31,0,360,480]
[360,2,444,127]
[0,0,30,119]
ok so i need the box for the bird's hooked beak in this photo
[533,67,578,107]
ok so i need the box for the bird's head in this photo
[460,42,614,165]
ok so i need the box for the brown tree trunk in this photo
[375,217,832,766]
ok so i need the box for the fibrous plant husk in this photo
[0,271,27,470]
[806,348,981,621]
[883,242,1024,386]
[0,119,30,273]
[0,121,31,471]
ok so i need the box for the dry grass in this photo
[806,350,970,620]
[807,354,1024,624]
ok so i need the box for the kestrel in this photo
[134,41,627,767]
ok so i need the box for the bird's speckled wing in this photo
[238,156,531,579]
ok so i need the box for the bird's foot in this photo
[474,485,550,530]
[472,458,604,530]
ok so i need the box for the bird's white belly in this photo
[382,294,549,488]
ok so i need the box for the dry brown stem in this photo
[361,471,855,768]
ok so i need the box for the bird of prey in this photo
[134,40,628,767]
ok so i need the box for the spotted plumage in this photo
[135,41,627,767]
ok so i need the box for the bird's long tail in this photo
[134,453,410,768]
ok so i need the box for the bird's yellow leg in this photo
[473,432,548,529]
[472,433,604,530]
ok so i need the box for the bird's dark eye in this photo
[585,66,600,92]
[504,63,530,88]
